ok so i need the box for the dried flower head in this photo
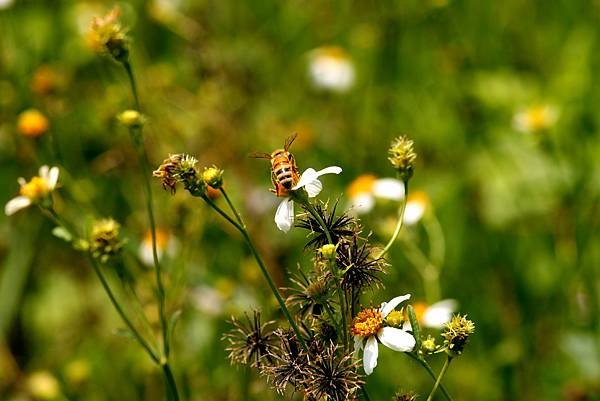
[388,136,417,182]
[394,391,418,401]
[153,154,201,194]
[202,166,224,189]
[286,271,331,319]
[224,311,276,367]
[337,235,386,293]
[301,342,363,401]
[90,218,124,263]
[117,110,145,128]
[261,329,309,394]
[17,109,49,138]
[442,314,475,355]
[87,7,129,62]
[296,201,358,249]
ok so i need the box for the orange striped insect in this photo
[250,133,301,197]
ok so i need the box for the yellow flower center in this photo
[385,310,404,327]
[351,308,383,338]
[19,177,50,200]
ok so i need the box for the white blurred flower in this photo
[308,46,355,92]
[5,165,59,216]
[403,191,429,225]
[0,0,15,10]
[190,285,226,316]
[138,228,177,266]
[347,174,405,214]
[512,105,559,134]
[403,299,458,330]
[352,294,415,375]
[274,166,342,232]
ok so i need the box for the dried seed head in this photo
[223,311,276,367]
[90,218,124,263]
[388,136,416,182]
[394,391,418,401]
[442,314,475,355]
[153,154,202,195]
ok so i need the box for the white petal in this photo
[38,165,49,179]
[373,178,405,200]
[293,166,342,191]
[5,196,32,216]
[380,294,411,318]
[402,321,412,331]
[274,198,294,232]
[422,299,458,328]
[363,336,379,375]
[378,327,416,352]
[349,193,375,214]
[353,335,364,359]
[47,167,59,190]
[304,178,323,198]
[403,201,426,225]
[292,168,318,190]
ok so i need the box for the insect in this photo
[250,133,301,197]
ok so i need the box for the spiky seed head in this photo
[442,314,475,355]
[90,218,124,263]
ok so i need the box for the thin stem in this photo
[302,200,334,245]
[406,353,454,401]
[88,256,160,364]
[122,59,170,359]
[162,363,180,401]
[361,386,372,401]
[220,188,245,229]
[201,195,309,352]
[426,355,452,401]
[376,181,408,259]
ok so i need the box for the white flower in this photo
[402,299,458,331]
[308,46,355,93]
[347,174,405,214]
[138,228,178,266]
[274,166,342,232]
[351,294,416,375]
[403,191,429,225]
[0,0,15,10]
[5,165,59,216]
[512,105,559,134]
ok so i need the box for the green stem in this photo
[376,181,408,259]
[201,194,309,352]
[122,59,170,359]
[162,363,180,401]
[301,200,348,347]
[88,256,160,364]
[361,387,372,401]
[426,355,452,401]
[220,188,245,229]
[407,353,454,401]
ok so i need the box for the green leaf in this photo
[407,304,422,351]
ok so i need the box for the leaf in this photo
[407,304,422,351]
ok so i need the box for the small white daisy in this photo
[308,46,355,93]
[5,165,59,216]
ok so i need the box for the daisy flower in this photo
[5,166,59,216]
[403,191,429,225]
[512,104,559,134]
[351,294,416,375]
[403,299,458,330]
[137,228,177,266]
[346,174,405,214]
[308,46,355,93]
[274,166,342,232]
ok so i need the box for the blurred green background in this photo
[1,0,599,400]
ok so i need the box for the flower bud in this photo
[87,7,129,62]
[388,136,417,182]
[90,218,124,263]
[17,109,49,138]
[421,335,437,352]
[202,166,224,189]
[319,244,337,259]
[442,314,475,356]
[117,110,145,128]
[385,310,404,327]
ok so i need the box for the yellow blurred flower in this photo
[5,166,59,216]
[512,104,559,134]
[27,371,60,400]
[65,359,90,386]
[17,109,49,138]
[87,7,129,61]
[308,46,355,92]
[138,228,177,266]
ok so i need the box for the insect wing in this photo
[284,132,298,151]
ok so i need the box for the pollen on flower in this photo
[351,307,383,337]
[20,177,51,200]
[385,310,404,327]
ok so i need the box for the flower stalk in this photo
[376,180,408,260]
[425,355,453,401]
